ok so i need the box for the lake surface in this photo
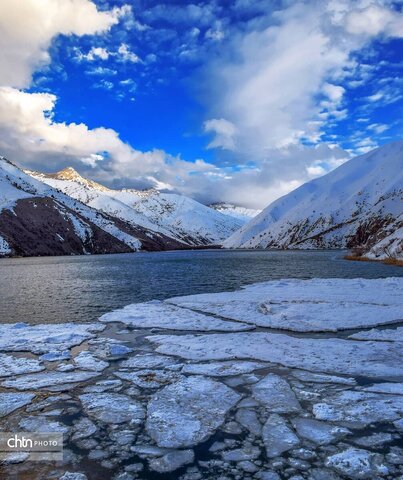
[0,249,402,324]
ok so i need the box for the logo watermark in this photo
[0,432,63,462]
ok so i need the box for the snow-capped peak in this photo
[28,166,243,246]
[209,203,261,223]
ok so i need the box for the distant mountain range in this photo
[0,159,248,257]
[1,142,401,260]
[225,141,403,261]
[209,203,261,222]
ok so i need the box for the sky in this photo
[0,0,402,208]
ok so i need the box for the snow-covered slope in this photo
[366,226,403,261]
[224,142,403,257]
[209,203,261,223]
[30,167,242,246]
[0,158,184,257]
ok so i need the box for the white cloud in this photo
[0,0,128,88]
[0,86,350,209]
[202,3,352,156]
[117,43,141,63]
[368,123,388,134]
[200,1,403,159]
[84,47,110,61]
[204,118,237,150]
[345,4,403,38]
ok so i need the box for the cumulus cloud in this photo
[200,1,403,159]
[117,43,141,63]
[0,0,128,88]
[204,119,237,150]
[0,86,349,209]
[0,86,218,196]
[345,4,403,38]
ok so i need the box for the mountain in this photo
[224,142,403,259]
[28,167,243,247]
[209,203,261,223]
[0,158,188,257]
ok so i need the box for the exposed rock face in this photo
[0,197,134,257]
[224,141,403,257]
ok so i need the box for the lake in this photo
[0,249,402,325]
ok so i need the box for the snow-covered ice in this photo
[0,323,104,354]
[100,300,253,331]
[2,370,100,390]
[262,414,300,458]
[2,277,403,479]
[167,278,402,331]
[146,377,240,448]
[349,327,403,342]
[0,353,44,377]
[181,360,265,377]
[0,393,35,417]
[79,393,145,425]
[251,374,301,412]
[148,331,403,378]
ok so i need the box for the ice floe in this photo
[349,327,403,342]
[262,414,300,457]
[146,377,240,448]
[181,360,265,377]
[235,408,262,436]
[291,417,350,445]
[291,370,356,385]
[0,353,44,377]
[114,369,181,388]
[148,449,194,473]
[251,374,301,412]
[325,448,389,479]
[168,278,403,331]
[2,370,100,390]
[79,393,145,425]
[361,382,403,394]
[73,351,109,372]
[3,277,403,479]
[148,331,403,378]
[0,323,104,354]
[99,300,253,331]
[313,390,403,427]
[0,392,35,417]
[19,416,70,434]
[120,353,181,370]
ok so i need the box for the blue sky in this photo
[0,0,402,207]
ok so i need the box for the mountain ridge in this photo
[224,141,403,260]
